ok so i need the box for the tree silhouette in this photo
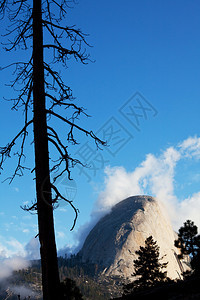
[0,1,105,299]
[134,236,168,287]
[175,220,200,275]
[60,278,83,300]
[124,236,168,294]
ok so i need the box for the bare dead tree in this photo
[0,1,105,299]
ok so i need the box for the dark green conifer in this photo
[60,278,83,300]
[123,236,168,296]
[133,236,168,289]
[175,220,200,275]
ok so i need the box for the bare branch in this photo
[47,126,84,182]
[21,201,37,213]
[48,136,70,178]
[51,183,78,231]
[4,14,33,51]
[45,92,89,119]
[46,109,106,148]
[22,174,79,230]
[43,19,90,46]
[43,44,89,64]
[0,119,33,176]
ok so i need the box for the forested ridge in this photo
[0,256,123,299]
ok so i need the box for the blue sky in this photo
[0,0,200,261]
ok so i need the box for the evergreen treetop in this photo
[175,220,200,275]
[175,220,200,258]
[132,236,168,289]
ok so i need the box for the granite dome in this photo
[79,195,189,279]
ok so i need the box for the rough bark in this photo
[32,0,61,298]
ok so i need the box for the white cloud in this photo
[0,237,26,259]
[175,192,200,229]
[56,231,66,239]
[3,256,29,271]
[93,146,181,225]
[0,243,11,260]
[0,236,40,281]
[69,136,200,254]
[179,136,200,158]
[6,238,26,257]
[10,285,38,298]
[0,256,30,282]
[58,207,68,212]
[22,229,30,234]
[23,200,29,206]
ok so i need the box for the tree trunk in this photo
[32,0,61,299]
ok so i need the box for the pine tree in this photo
[175,220,198,258]
[175,220,200,274]
[132,236,168,290]
[60,278,83,300]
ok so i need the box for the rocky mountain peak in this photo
[79,195,189,279]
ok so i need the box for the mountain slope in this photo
[79,195,189,279]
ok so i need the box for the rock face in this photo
[79,195,189,279]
